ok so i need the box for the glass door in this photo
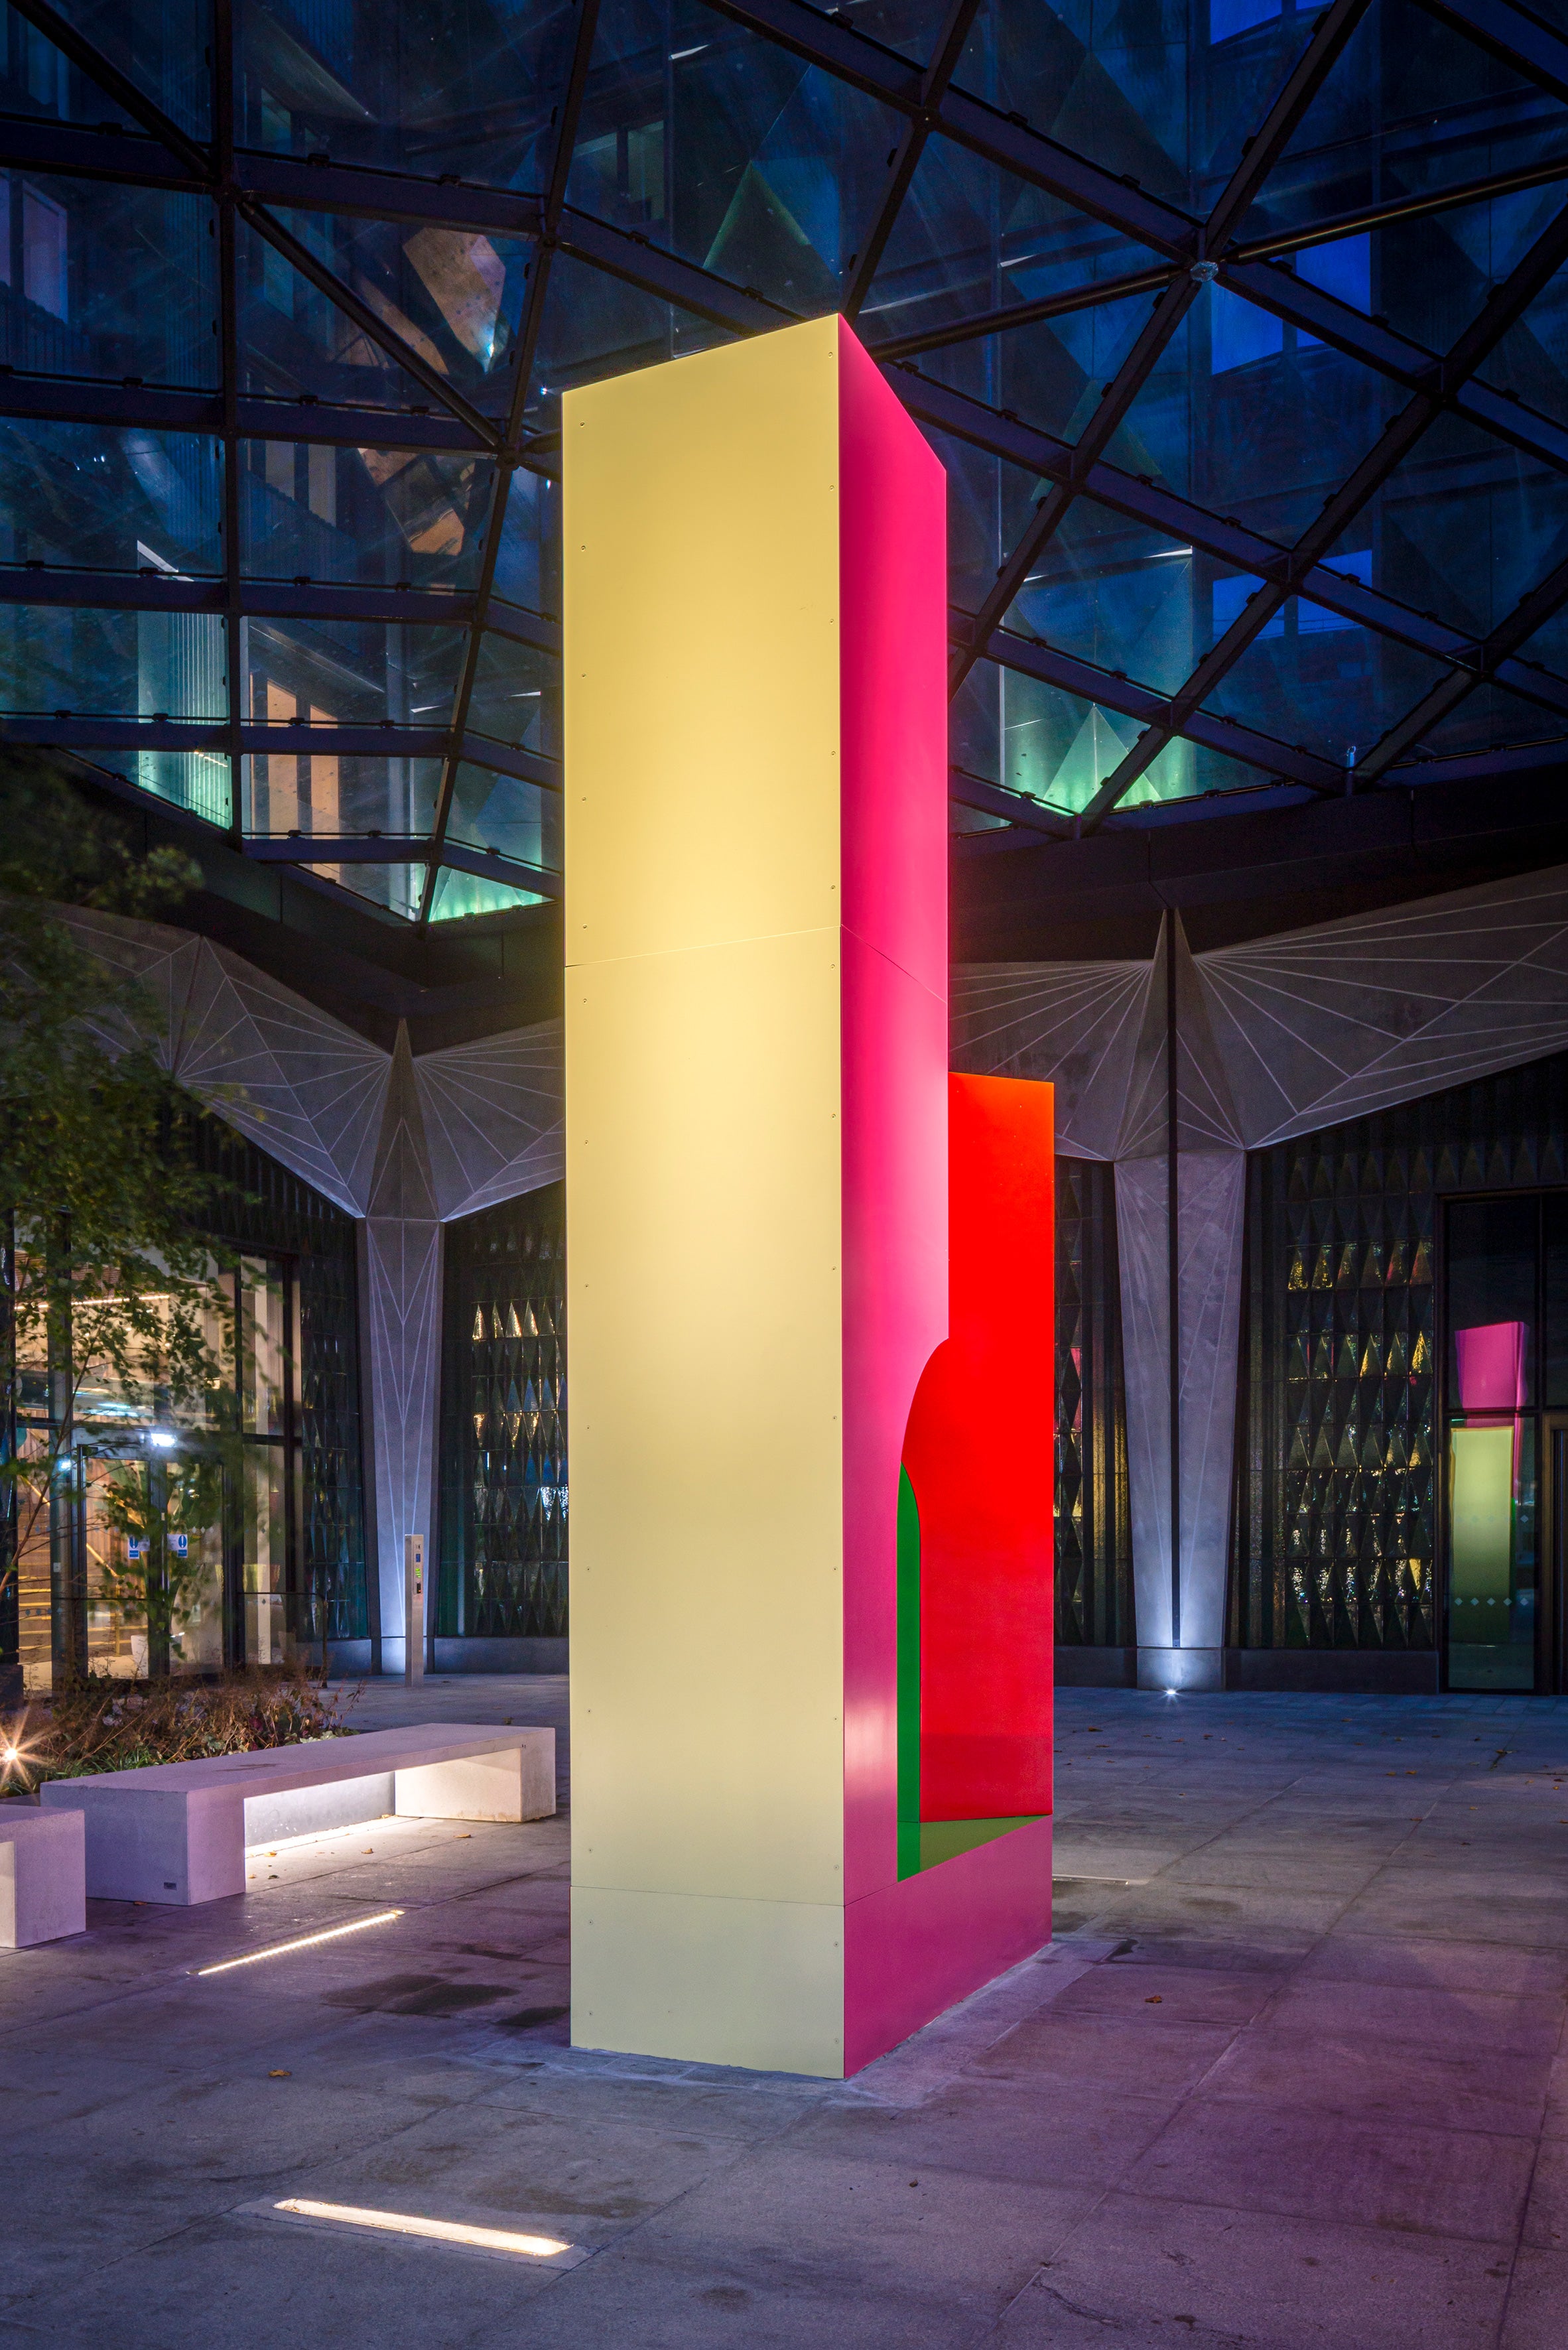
[1541,1417,1568,1698]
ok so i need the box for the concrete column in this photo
[1117,1147,1246,1691]
[359,1022,442,1673]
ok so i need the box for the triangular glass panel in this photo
[525,251,729,436]
[1327,412,1568,643]
[1245,0,1568,233]
[1390,679,1568,769]
[235,0,570,188]
[429,868,549,921]
[237,213,466,417]
[569,0,902,312]
[1007,499,1196,697]
[956,0,1193,204]
[300,861,425,919]
[46,0,208,135]
[1199,608,1449,769]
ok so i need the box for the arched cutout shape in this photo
[897,1074,1055,1877]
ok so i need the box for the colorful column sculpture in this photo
[565,316,1053,2077]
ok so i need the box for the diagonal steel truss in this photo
[0,0,1565,908]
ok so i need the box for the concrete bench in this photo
[38,1723,554,1906]
[1,1807,86,1946]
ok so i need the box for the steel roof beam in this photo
[700,0,1197,257]
[968,619,1346,793]
[842,0,984,319]
[1079,188,1568,824]
[946,0,1373,696]
[874,147,1568,361]
[1416,0,1568,103]
[419,0,604,923]
[4,0,209,178]
[1358,548,1568,781]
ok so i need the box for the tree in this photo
[0,755,241,1679]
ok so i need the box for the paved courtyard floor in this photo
[1,1681,1565,2350]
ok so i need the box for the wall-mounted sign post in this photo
[404,1534,425,1686]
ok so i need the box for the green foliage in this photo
[0,755,241,1665]
[0,1661,355,1790]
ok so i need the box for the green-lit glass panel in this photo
[429,867,547,921]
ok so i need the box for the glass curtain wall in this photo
[1232,1047,1568,1689]
[1055,1156,1134,1648]
[438,1181,568,1644]
[0,1,1565,905]
[437,1165,1122,1657]
[0,1112,368,1691]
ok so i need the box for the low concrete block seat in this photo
[1,1806,86,1946]
[38,1723,554,1906]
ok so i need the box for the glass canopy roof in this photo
[1,0,1566,922]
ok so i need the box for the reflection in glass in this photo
[245,615,466,729]
[237,0,568,188]
[1447,1197,1536,1409]
[0,175,215,385]
[0,423,222,572]
[240,440,491,590]
[568,1,899,314]
[445,761,560,872]
[41,0,211,137]
[466,633,558,759]
[243,753,442,846]
[302,861,426,921]
[0,604,226,716]
[1448,1416,1537,1693]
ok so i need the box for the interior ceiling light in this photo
[194,1910,402,1975]
[271,2199,573,2261]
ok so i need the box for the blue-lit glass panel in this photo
[0,602,225,714]
[245,615,466,728]
[243,753,442,842]
[1478,257,1568,433]
[237,213,455,414]
[490,468,558,614]
[0,422,222,572]
[862,137,1162,389]
[1331,415,1568,641]
[1239,0,1568,231]
[430,867,547,921]
[1399,681,1568,766]
[0,178,215,386]
[525,249,726,430]
[261,211,530,421]
[801,1,954,62]
[958,0,1194,201]
[446,761,560,874]
[921,427,1006,610]
[302,862,426,920]
[1102,302,1194,491]
[1009,501,1195,696]
[42,0,211,138]
[570,0,901,312]
[239,440,491,590]
[465,632,558,761]
[236,0,569,189]
[1153,281,1388,530]
[1200,594,1450,765]
[0,3,135,125]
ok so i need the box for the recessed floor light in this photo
[194,1911,403,1975]
[269,2198,578,2262]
